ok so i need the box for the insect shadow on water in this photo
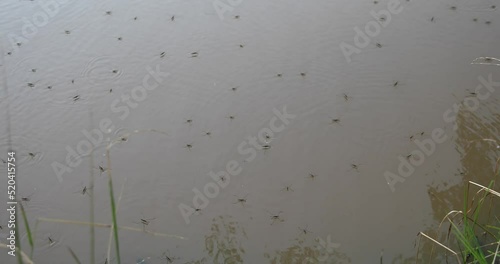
[190,51,198,58]
[266,210,284,225]
[72,95,80,102]
[233,194,249,206]
[160,250,179,263]
[160,52,166,58]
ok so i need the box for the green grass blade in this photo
[107,149,121,264]
[19,203,34,258]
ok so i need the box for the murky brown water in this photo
[0,0,499,263]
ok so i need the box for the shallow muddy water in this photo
[0,0,499,263]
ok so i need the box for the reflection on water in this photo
[204,216,247,264]
[264,236,350,264]
[412,96,500,263]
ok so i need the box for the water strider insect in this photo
[261,144,271,150]
[27,82,35,88]
[239,44,244,48]
[473,18,478,22]
[134,216,156,230]
[218,175,226,183]
[231,87,238,91]
[109,88,112,93]
[160,52,166,58]
[485,21,491,25]
[307,173,317,180]
[343,93,350,101]
[184,143,193,150]
[47,85,52,89]
[64,30,71,34]
[277,73,283,77]
[264,133,272,142]
[117,37,122,41]
[234,15,240,19]
[171,15,175,21]
[393,81,399,87]
[77,186,89,196]
[227,115,235,120]
[190,51,198,58]
[300,72,306,77]
[72,95,80,102]
[450,6,457,10]
[329,118,340,124]
[298,226,312,235]
[379,16,386,22]
[492,5,496,9]
[185,119,193,124]
[267,211,284,225]
[112,69,118,74]
[7,52,12,55]
[27,152,39,159]
[20,192,35,204]
[47,236,55,245]
[374,1,378,4]
[17,42,22,47]
[350,163,360,172]
[233,194,248,206]
[105,11,112,15]
[31,68,37,72]
[376,42,382,48]
[71,79,75,84]
[430,17,434,22]
[281,185,294,192]
[134,16,138,20]
[160,251,179,263]
[96,165,108,176]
